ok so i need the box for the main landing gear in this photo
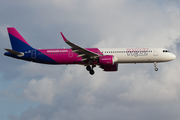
[86,65,95,75]
[154,62,158,71]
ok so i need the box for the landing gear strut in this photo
[86,65,95,75]
[154,62,158,71]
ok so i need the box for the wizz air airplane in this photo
[4,27,176,75]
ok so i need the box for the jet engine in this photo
[100,63,118,71]
[98,55,117,65]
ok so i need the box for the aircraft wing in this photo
[60,32,100,61]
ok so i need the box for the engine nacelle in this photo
[101,63,118,71]
[99,55,117,65]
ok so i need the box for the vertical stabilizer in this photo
[7,27,33,51]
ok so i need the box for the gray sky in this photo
[1,0,180,120]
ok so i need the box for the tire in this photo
[86,65,91,71]
[154,68,158,71]
[89,70,95,75]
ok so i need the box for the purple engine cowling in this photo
[99,55,118,71]
[103,63,118,71]
[99,55,114,65]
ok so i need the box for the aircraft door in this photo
[153,48,158,56]
[31,50,36,59]
[68,49,73,58]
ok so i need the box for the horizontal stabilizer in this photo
[4,48,24,56]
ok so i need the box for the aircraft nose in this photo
[171,54,176,60]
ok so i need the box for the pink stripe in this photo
[38,49,74,63]
[38,48,103,64]
[7,27,30,45]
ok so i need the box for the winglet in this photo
[60,32,68,42]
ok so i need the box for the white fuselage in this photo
[99,47,176,63]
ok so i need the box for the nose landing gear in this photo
[154,62,158,71]
[86,65,95,75]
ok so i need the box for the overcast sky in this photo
[1,0,180,120]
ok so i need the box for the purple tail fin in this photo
[7,27,33,51]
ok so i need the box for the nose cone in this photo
[163,53,176,61]
[171,54,176,60]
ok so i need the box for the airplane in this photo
[4,27,176,75]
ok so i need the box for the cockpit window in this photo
[163,50,170,52]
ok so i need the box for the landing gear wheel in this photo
[86,63,96,75]
[154,68,158,71]
[86,65,91,71]
[154,62,158,71]
[89,70,95,75]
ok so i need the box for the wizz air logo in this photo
[126,48,149,57]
